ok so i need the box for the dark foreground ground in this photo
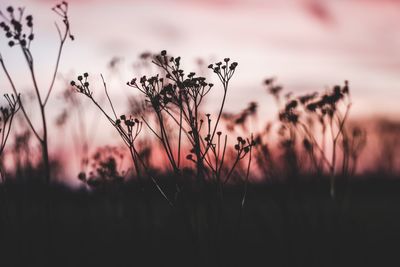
[0,177,400,267]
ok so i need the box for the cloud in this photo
[302,0,335,25]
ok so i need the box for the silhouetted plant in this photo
[223,101,258,132]
[0,94,20,182]
[78,146,126,189]
[127,51,253,189]
[264,78,361,197]
[71,73,173,206]
[343,126,367,177]
[375,119,399,175]
[55,74,104,175]
[126,51,256,262]
[0,2,397,266]
[0,2,73,183]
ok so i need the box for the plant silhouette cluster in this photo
[0,3,374,198]
[0,94,20,182]
[1,2,399,267]
[0,2,73,184]
[259,78,366,197]
[77,146,125,188]
[71,52,256,208]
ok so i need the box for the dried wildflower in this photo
[279,110,299,124]
[285,99,298,111]
[306,102,317,112]
[264,78,273,85]
[0,94,20,156]
[299,92,318,105]
[78,172,86,181]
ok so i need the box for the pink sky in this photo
[1,0,400,118]
[1,0,400,184]
[0,0,400,116]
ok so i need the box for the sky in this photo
[1,0,400,183]
[1,0,400,118]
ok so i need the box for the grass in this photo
[1,178,400,267]
[0,2,399,267]
[0,2,73,183]
[0,94,20,182]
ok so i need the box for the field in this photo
[1,1,400,267]
[1,178,400,267]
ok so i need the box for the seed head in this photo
[264,78,273,85]
[229,62,238,70]
[343,80,349,94]
[78,172,86,181]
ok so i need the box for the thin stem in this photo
[241,138,253,208]
[0,56,41,141]
[43,21,69,106]
[101,74,118,120]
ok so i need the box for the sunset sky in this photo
[1,0,400,183]
[1,0,400,117]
